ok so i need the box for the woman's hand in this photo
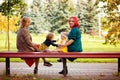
[34,44,40,51]
[58,44,66,48]
[64,39,74,47]
[56,38,59,42]
[57,44,63,48]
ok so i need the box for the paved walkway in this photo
[0,62,120,80]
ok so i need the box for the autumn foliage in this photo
[0,12,20,33]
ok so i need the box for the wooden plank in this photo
[0,52,120,58]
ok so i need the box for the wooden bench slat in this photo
[0,52,120,58]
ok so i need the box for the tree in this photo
[0,0,27,50]
[27,0,52,34]
[43,0,75,33]
[95,0,120,45]
[28,0,75,34]
[0,0,27,16]
[76,0,98,34]
[0,12,20,32]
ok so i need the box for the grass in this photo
[0,33,120,62]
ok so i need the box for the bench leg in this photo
[6,58,10,75]
[63,58,67,77]
[118,58,120,72]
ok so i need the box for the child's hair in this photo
[46,32,54,40]
[20,16,30,28]
[60,32,67,39]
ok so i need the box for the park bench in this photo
[0,52,120,77]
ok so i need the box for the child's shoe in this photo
[34,67,38,74]
[57,58,62,62]
[44,62,52,67]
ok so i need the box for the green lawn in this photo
[0,33,120,62]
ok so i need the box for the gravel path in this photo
[0,62,120,80]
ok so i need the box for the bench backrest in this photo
[0,52,120,58]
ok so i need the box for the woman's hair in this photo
[20,16,30,28]
[68,16,80,28]
[46,32,54,40]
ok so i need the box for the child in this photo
[40,32,59,66]
[59,32,68,52]
[57,32,68,62]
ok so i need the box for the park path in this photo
[0,62,120,80]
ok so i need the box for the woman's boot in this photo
[34,67,38,74]
[59,66,68,74]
